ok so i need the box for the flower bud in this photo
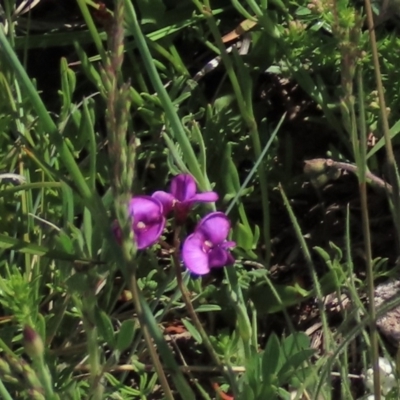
[23,325,44,358]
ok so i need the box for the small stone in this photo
[375,280,400,345]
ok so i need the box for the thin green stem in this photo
[279,185,332,352]
[0,25,110,234]
[75,0,108,65]
[172,229,221,368]
[357,68,381,400]
[33,355,58,400]
[0,380,13,400]
[360,181,380,399]
[82,297,104,400]
[123,0,208,190]
[194,0,271,264]
[364,0,400,252]
[127,274,174,400]
[172,227,238,396]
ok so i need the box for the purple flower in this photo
[127,196,166,249]
[152,174,218,224]
[182,212,235,275]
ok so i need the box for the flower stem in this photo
[0,380,13,400]
[127,273,174,400]
[172,227,238,395]
[81,295,104,400]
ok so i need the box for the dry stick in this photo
[332,161,392,192]
[74,363,364,379]
[305,158,392,194]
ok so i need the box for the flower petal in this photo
[182,232,210,275]
[129,196,165,249]
[129,196,163,222]
[196,212,230,244]
[191,191,219,203]
[170,174,196,202]
[112,220,122,244]
[152,191,175,215]
[208,247,230,268]
[222,240,236,249]
[134,218,166,249]
[225,251,235,265]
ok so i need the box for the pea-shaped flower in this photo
[127,196,166,249]
[182,212,235,275]
[152,174,218,224]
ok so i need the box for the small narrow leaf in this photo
[181,319,202,344]
[116,319,136,352]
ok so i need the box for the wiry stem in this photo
[103,1,173,398]
[364,0,400,253]
[127,273,175,400]
[356,67,381,400]
[172,227,237,396]
[81,295,104,400]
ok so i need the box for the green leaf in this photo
[76,97,95,153]
[258,12,280,39]
[83,207,92,258]
[238,384,255,400]
[181,319,202,344]
[194,304,221,312]
[116,319,136,352]
[282,333,310,356]
[54,230,75,255]
[278,349,316,383]
[295,7,312,15]
[59,57,76,120]
[61,182,74,226]
[137,293,196,398]
[0,27,95,206]
[66,273,89,294]
[136,0,166,26]
[191,120,207,176]
[261,333,281,384]
[233,222,254,251]
[0,233,88,262]
[82,98,97,191]
[243,349,262,395]
[36,314,46,344]
[367,118,400,159]
[74,42,103,92]
[313,246,331,264]
[94,309,115,347]
[329,241,343,260]
[319,268,345,296]
[250,281,311,315]
[275,387,291,400]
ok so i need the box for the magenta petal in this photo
[134,219,165,249]
[170,174,196,202]
[129,196,165,249]
[191,191,219,203]
[112,220,122,244]
[208,247,230,268]
[152,191,174,215]
[197,212,230,244]
[226,252,235,265]
[129,196,163,221]
[182,233,210,275]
